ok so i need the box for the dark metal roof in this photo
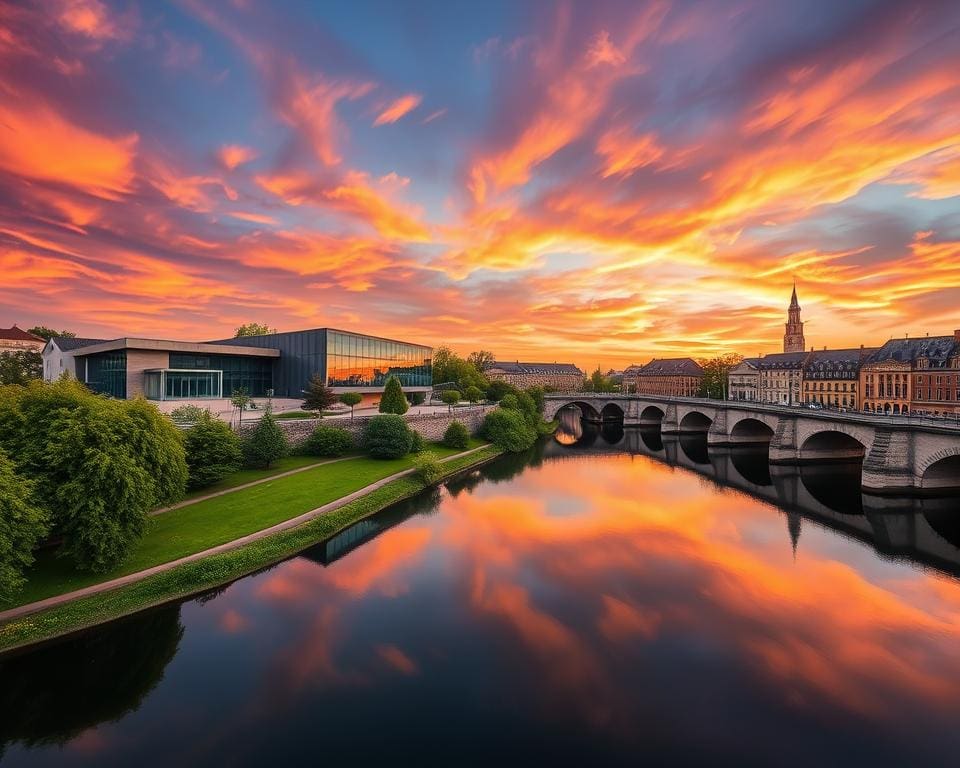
[0,325,45,342]
[803,347,878,372]
[489,361,583,375]
[756,351,808,370]
[865,336,960,365]
[634,358,704,376]
[51,336,109,351]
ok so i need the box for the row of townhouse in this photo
[727,330,960,416]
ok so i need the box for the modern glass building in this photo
[46,329,432,402]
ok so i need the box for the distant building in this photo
[43,328,432,404]
[757,352,808,405]
[728,358,761,401]
[485,361,584,392]
[0,325,45,353]
[624,358,703,397]
[783,284,806,353]
[802,347,876,410]
[860,332,960,416]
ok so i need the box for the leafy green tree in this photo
[0,351,42,385]
[243,412,288,468]
[525,386,546,414]
[183,412,243,489]
[302,373,337,417]
[234,323,275,337]
[464,385,483,404]
[379,375,409,414]
[230,387,251,427]
[481,408,536,452]
[441,389,460,413]
[304,425,354,457]
[697,353,744,399]
[409,392,426,406]
[486,379,517,402]
[339,392,362,418]
[587,366,616,393]
[432,346,489,392]
[27,327,75,341]
[0,450,48,601]
[413,451,444,484]
[499,393,520,410]
[168,404,207,426]
[442,420,470,450]
[467,350,495,372]
[0,379,187,572]
[363,414,413,458]
[409,429,426,453]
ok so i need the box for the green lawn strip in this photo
[4,440,486,609]
[179,454,333,501]
[0,445,502,654]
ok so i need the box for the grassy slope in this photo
[0,445,501,653]
[179,454,330,500]
[5,439,484,609]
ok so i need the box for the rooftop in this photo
[633,358,704,376]
[866,336,960,365]
[0,325,45,343]
[65,338,280,358]
[489,361,583,375]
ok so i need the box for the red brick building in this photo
[624,358,703,397]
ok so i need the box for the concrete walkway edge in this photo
[0,445,491,624]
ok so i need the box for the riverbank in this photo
[0,444,502,655]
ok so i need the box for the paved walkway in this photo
[0,445,491,624]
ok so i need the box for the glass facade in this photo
[85,351,127,399]
[144,370,222,400]
[326,330,431,388]
[169,353,273,397]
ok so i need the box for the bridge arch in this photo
[600,402,625,422]
[799,430,867,463]
[919,450,960,492]
[557,401,602,422]
[729,417,775,444]
[679,410,712,433]
[639,405,665,426]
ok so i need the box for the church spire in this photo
[790,281,799,309]
[783,283,805,353]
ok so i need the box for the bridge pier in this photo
[861,429,917,495]
[768,417,799,463]
[660,404,681,434]
[706,410,729,446]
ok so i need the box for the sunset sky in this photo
[2,0,959,371]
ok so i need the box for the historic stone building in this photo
[758,351,808,405]
[623,358,704,397]
[783,284,806,353]
[802,347,876,410]
[485,361,584,392]
[0,325,45,352]
[912,331,960,417]
[858,334,960,416]
[728,358,761,401]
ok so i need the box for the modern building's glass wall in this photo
[169,353,272,397]
[326,330,431,388]
[85,351,127,398]
[144,370,223,400]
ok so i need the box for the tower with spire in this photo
[783,283,805,353]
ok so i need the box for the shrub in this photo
[409,392,426,406]
[168,404,207,426]
[183,412,243,489]
[481,408,537,452]
[364,414,413,458]
[413,451,444,485]
[339,392,362,417]
[304,425,355,457]
[486,380,516,402]
[441,389,461,412]
[525,386,546,414]
[515,391,539,426]
[409,430,426,454]
[0,450,48,600]
[464,385,483,404]
[499,393,520,411]
[302,373,337,416]
[0,379,188,572]
[244,412,288,468]
[379,375,409,415]
[443,420,470,450]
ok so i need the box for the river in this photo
[2,413,960,767]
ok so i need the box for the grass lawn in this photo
[4,439,486,610]
[178,454,339,501]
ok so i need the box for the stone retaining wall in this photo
[244,407,490,451]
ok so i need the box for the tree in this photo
[302,373,337,417]
[467,350,496,372]
[0,450,48,601]
[304,425,354,457]
[486,380,517,402]
[0,351,42,385]
[464,385,483,404]
[182,412,243,489]
[526,386,546,414]
[481,408,536,452]
[379,375,409,414]
[234,322,275,337]
[697,353,745,399]
[27,327,75,341]
[230,387,251,428]
[587,366,616,393]
[432,346,489,392]
[339,392,362,418]
[413,451,443,485]
[0,379,187,572]
[443,420,470,450]
[441,389,460,413]
[244,412,287,468]
[363,414,414,458]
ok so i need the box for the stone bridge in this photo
[544,393,960,495]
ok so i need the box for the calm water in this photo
[3,416,960,767]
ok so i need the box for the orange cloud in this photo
[218,143,258,170]
[376,644,419,675]
[373,93,422,126]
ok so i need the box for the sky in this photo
[1,0,959,372]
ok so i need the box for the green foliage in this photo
[234,322,275,337]
[379,375,409,414]
[0,379,188,572]
[409,430,426,453]
[481,408,537,452]
[466,350,495,371]
[440,389,460,412]
[0,450,48,601]
[442,420,470,449]
[230,387,251,426]
[244,413,288,468]
[526,386,545,414]
[464,385,483,403]
[409,392,426,406]
[27,327,75,341]
[584,366,616,393]
[304,425,355,457]
[697,353,744,399]
[168,404,207,426]
[413,451,444,485]
[302,373,337,415]
[183,413,243,489]
[499,393,520,410]
[363,414,413,458]
[432,346,489,392]
[0,351,42,385]
[339,392,362,417]
[485,379,517,402]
